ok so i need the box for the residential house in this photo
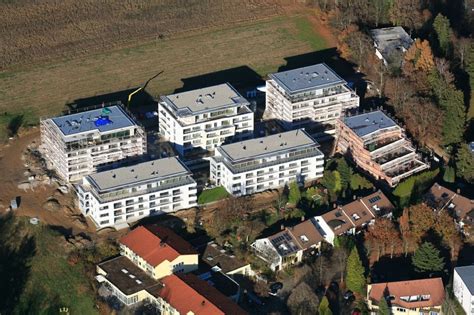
[96,256,247,314]
[367,278,445,315]
[201,241,254,277]
[96,225,247,314]
[336,110,429,187]
[40,104,146,182]
[453,265,474,315]
[209,129,324,196]
[263,63,359,139]
[251,191,394,271]
[370,26,413,67]
[158,83,254,159]
[76,157,197,229]
[424,183,474,234]
[315,190,395,245]
[119,225,199,280]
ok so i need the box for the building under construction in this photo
[40,104,146,182]
[336,110,429,187]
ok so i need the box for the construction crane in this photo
[127,70,164,107]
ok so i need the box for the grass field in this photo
[2,217,97,314]
[198,186,230,204]
[0,14,328,140]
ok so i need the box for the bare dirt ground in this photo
[0,129,99,235]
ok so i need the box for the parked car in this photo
[268,282,283,296]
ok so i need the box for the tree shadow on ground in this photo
[370,255,415,283]
[0,213,37,314]
[7,114,24,137]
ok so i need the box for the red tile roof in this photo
[149,273,247,315]
[120,226,197,267]
[369,278,445,309]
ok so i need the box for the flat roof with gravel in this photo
[87,157,191,192]
[161,83,249,116]
[269,63,345,94]
[218,129,321,162]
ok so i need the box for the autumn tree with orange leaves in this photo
[402,39,435,90]
[365,218,402,261]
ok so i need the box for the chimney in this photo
[281,224,285,231]
[333,203,337,209]
[353,195,357,200]
[301,216,305,222]
[456,188,461,194]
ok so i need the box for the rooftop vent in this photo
[243,145,246,150]
[312,72,318,77]
[131,169,134,172]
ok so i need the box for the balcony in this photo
[94,177,196,203]
[375,147,414,167]
[366,137,404,153]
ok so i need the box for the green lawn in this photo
[0,14,329,142]
[12,219,98,315]
[198,186,230,204]
[293,16,328,51]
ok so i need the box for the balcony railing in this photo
[223,149,323,174]
[89,177,196,203]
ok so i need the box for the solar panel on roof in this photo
[368,196,382,203]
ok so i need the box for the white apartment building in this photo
[209,129,324,196]
[264,63,359,139]
[158,83,254,159]
[76,157,197,229]
[454,265,474,315]
[40,104,146,182]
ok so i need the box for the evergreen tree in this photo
[321,170,342,197]
[428,69,466,145]
[456,144,474,183]
[337,158,352,191]
[412,242,445,274]
[346,247,366,294]
[288,181,301,205]
[442,165,455,183]
[468,44,474,120]
[318,296,333,315]
[377,296,391,315]
[433,14,453,56]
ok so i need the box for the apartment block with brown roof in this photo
[251,191,394,271]
[336,111,429,187]
[119,225,199,280]
[367,278,445,315]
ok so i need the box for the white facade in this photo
[264,63,359,139]
[159,83,254,159]
[40,105,146,182]
[454,266,474,315]
[210,129,324,196]
[77,157,197,229]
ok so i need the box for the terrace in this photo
[385,159,428,180]
[365,136,403,152]
[374,147,414,166]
